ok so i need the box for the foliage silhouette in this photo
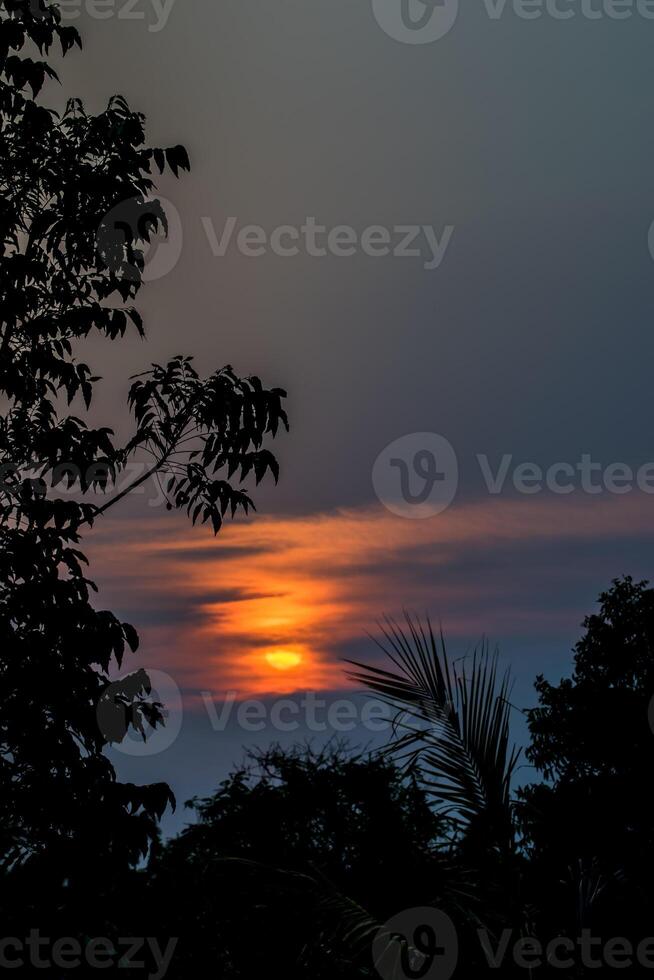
[1,3,652,975]
[518,576,654,971]
[153,590,654,977]
[347,615,527,965]
[0,0,286,939]
[346,616,520,841]
[147,742,457,978]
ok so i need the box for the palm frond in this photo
[215,855,477,976]
[214,856,380,970]
[346,614,520,837]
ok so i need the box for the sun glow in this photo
[265,650,302,670]
[88,494,654,700]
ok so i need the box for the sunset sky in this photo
[49,2,654,833]
[91,492,654,834]
[89,496,654,703]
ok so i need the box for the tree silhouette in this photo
[2,6,651,973]
[0,0,286,918]
[173,600,654,977]
[347,617,527,968]
[147,743,453,978]
[519,576,654,970]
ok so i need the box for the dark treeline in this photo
[2,2,654,977]
[148,580,654,978]
[5,560,654,979]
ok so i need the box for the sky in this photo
[46,0,654,833]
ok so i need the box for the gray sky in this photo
[50,0,654,833]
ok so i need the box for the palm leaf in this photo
[215,855,477,976]
[214,856,380,970]
[346,614,520,839]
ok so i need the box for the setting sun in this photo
[265,650,303,671]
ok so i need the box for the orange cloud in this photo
[87,493,654,698]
